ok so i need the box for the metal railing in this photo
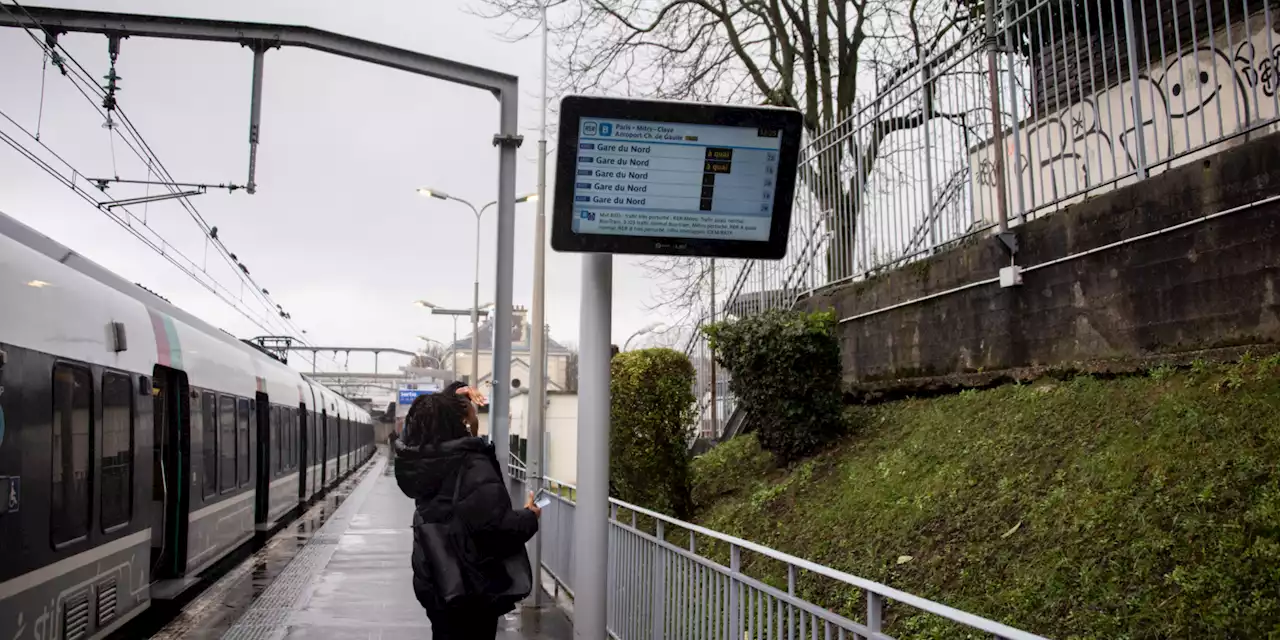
[518,476,1047,640]
[681,0,1280,438]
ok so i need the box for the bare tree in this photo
[410,341,449,370]
[478,0,987,318]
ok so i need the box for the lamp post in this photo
[623,322,665,351]
[527,0,553,609]
[413,336,447,372]
[416,189,535,386]
[414,300,491,384]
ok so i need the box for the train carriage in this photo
[0,211,375,640]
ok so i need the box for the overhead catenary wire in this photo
[0,127,286,338]
[1,81,318,360]
[1,2,344,370]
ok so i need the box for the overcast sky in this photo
[0,0,679,375]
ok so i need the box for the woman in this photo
[394,381,541,639]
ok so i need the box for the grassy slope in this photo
[693,357,1280,639]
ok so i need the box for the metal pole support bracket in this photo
[240,38,282,52]
[997,231,1018,256]
[493,133,525,148]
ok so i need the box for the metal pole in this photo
[984,0,1010,233]
[708,259,718,439]
[491,91,520,485]
[921,65,937,249]
[526,0,550,608]
[472,205,483,387]
[452,317,459,382]
[1120,0,1148,180]
[1003,0,1027,224]
[246,45,266,195]
[574,253,612,640]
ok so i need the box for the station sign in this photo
[551,96,803,260]
[398,386,439,405]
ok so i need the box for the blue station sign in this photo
[398,387,439,405]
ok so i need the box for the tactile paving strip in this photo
[221,457,386,640]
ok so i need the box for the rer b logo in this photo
[599,123,613,137]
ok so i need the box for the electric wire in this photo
[2,2,343,370]
[2,2,309,337]
[0,128,287,338]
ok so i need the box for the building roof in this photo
[451,316,571,354]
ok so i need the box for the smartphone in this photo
[534,491,553,509]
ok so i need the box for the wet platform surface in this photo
[159,451,571,640]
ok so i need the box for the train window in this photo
[286,408,293,470]
[202,392,217,497]
[219,395,235,492]
[101,373,133,531]
[282,408,289,471]
[306,412,313,467]
[282,409,290,471]
[51,364,93,546]
[285,406,293,474]
[285,408,293,470]
[272,406,282,475]
[238,399,250,487]
[288,409,296,470]
[315,412,321,467]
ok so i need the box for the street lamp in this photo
[414,336,447,370]
[623,322,666,351]
[415,189,535,387]
[414,300,491,382]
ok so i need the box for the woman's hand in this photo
[524,491,542,518]
[456,385,488,407]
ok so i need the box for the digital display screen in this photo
[570,118,783,242]
[551,96,802,260]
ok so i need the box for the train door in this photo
[298,403,308,500]
[254,393,270,525]
[150,365,191,579]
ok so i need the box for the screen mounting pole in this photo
[574,252,612,639]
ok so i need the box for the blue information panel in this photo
[398,387,438,404]
[572,119,782,242]
[552,96,802,260]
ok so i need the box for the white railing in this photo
[681,0,1280,441]
[518,476,1047,640]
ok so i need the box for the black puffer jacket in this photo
[394,436,538,613]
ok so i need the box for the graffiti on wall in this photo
[973,21,1280,218]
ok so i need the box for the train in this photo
[0,210,375,640]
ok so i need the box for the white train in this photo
[0,210,374,639]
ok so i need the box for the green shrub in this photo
[704,309,844,463]
[691,433,775,512]
[610,348,697,519]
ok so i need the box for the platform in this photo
[168,452,571,640]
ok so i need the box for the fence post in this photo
[651,522,665,640]
[984,0,1011,233]
[867,591,884,634]
[1120,0,1149,179]
[921,64,937,251]
[729,544,742,640]
[1002,0,1027,224]
[787,564,797,640]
